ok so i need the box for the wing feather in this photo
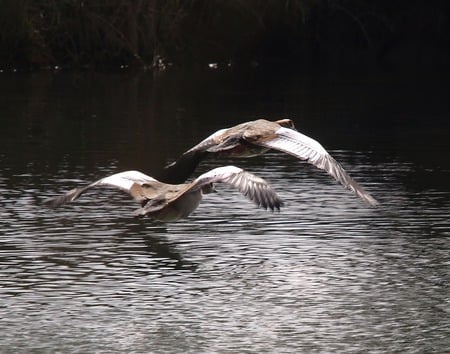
[256,127,379,206]
[184,129,228,153]
[188,166,283,211]
[44,171,157,207]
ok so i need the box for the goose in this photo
[44,166,283,222]
[160,118,379,206]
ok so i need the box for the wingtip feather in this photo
[43,188,81,208]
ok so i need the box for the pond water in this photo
[1,69,449,353]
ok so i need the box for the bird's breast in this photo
[151,191,203,222]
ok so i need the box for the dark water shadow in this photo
[110,218,198,272]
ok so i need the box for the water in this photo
[1,69,449,353]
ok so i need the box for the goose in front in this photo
[44,166,283,222]
[160,118,379,206]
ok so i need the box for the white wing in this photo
[95,171,156,190]
[257,127,379,206]
[189,165,283,210]
[44,170,157,207]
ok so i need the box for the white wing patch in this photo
[262,127,328,161]
[192,165,243,184]
[96,170,156,191]
[44,170,158,207]
[190,166,283,210]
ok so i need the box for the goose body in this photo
[44,166,283,222]
[161,119,379,206]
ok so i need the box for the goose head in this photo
[275,118,296,130]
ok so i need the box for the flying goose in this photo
[44,166,283,222]
[160,118,379,207]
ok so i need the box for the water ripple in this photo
[1,151,449,353]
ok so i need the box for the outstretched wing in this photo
[253,127,379,206]
[44,170,157,207]
[187,165,283,211]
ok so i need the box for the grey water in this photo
[1,69,449,353]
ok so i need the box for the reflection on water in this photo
[1,71,450,353]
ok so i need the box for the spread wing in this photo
[253,127,379,206]
[44,170,158,207]
[186,165,283,211]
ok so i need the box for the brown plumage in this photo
[160,118,379,206]
[44,166,283,222]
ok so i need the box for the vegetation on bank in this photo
[1,0,449,70]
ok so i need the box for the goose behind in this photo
[44,166,283,222]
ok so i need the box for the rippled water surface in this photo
[1,70,449,353]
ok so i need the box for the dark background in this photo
[1,0,450,72]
